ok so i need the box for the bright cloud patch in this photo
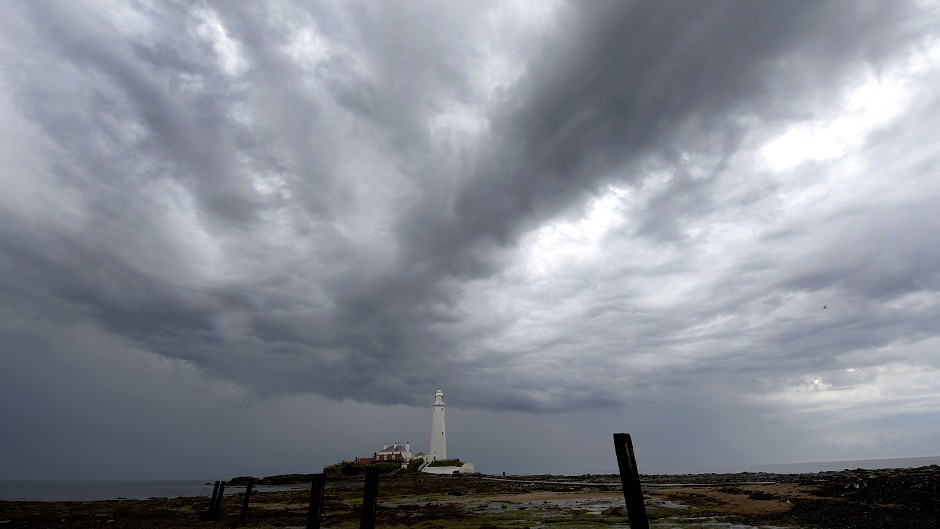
[760,62,926,172]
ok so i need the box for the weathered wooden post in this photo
[212,480,227,520]
[613,433,649,529]
[306,473,326,529]
[207,481,221,519]
[359,466,379,529]
[238,479,254,526]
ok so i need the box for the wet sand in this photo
[1,465,937,528]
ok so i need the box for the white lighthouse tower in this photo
[429,389,446,461]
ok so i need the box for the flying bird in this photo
[823,305,827,309]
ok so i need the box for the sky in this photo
[1,0,940,480]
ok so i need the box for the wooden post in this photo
[208,481,221,519]
[238,479,254,526]
[359,466,379,529]
[613,433,649,529]
[306,473,326,529]
[212,481,227,520]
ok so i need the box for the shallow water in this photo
[654,520,791,529]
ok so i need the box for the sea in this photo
[641,454,940,476]
[2,455,938,501]
[0,480,303,502]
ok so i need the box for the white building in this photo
[429,389,446,461]
[420,389,475,474]
[374,442,411,463]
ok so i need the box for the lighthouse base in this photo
[421,462,476,475]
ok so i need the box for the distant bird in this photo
[823,305,827,309]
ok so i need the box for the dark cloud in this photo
[2,0,940,477]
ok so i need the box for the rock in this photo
[601,506,628,517]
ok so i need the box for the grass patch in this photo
[427,459,464,467]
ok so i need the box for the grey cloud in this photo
[2,0,940,479]
[18,2,263,225]
[396,0,928,281]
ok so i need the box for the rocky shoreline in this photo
[643,465,939,528]
[1,465,937,528]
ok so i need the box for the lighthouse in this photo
[429,389,446,461]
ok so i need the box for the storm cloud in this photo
[2,0,939,478]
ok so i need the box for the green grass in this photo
[426,459,464,467]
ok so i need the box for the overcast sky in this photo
[2,0,940,480]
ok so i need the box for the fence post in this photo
[212,481,227,520]
[207,481,221,519]
[306,473,326,529]
[238,479,254,526]
[359,466,379,529]
[613,433,649,529]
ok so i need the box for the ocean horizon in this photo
[640,454,940,476]
[0,480,303,502]
[2,455,938,501]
